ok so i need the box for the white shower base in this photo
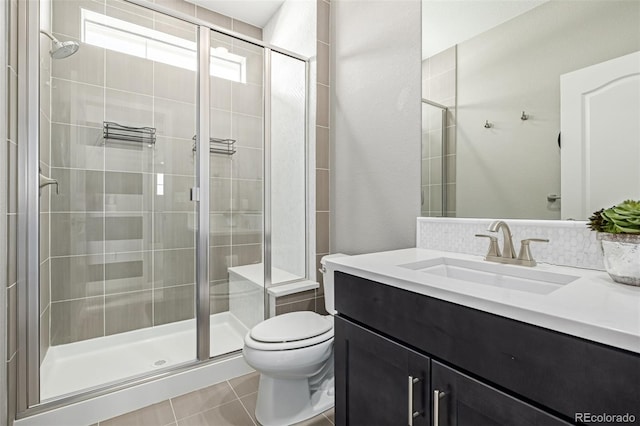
[41,311,248,401]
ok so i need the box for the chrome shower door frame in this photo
[17,0,42,411]
[195,25,211,363]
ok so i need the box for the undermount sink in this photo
[399,257,580,295]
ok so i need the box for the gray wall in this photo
[456,0,640,219]
[331,0,422,255]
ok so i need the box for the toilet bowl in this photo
[242,254,347,426]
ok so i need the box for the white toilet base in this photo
[255,375,335,426]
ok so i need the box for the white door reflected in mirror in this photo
[561,51,640,220]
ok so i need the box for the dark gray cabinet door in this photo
[335,316,430,426]
[431,361,571,426]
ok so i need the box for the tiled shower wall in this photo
[421,46,456,217]
[46,0,264,346]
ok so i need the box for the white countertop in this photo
[325,248,640,354]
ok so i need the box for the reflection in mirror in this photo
[421,0,640,220]
[421,99,448,217]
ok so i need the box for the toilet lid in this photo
[250,311,333,343]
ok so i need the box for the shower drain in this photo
[153,359,167,367]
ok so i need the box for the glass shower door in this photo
[208,30,265,357]
[40,0,199,399]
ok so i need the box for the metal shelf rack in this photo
[103,121,156,145]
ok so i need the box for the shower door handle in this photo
[190,187,200,202]
[39,172,59,195]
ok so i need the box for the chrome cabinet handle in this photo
[433,390,445,426]
[408,376,420,426]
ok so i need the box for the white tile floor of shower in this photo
[41,312,249,400]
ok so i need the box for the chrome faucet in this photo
[476,220,549,267]
[487,220,516,259]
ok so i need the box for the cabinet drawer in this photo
[336,271,640,422]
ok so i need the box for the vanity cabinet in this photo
[334,271,640,426]
[335,317,569,426]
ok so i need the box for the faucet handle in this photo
[475,234,501,258]
[517,238,549,266]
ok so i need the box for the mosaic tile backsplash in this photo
[417,217,604,270]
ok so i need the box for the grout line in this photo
[168,398,178,425]
[230,384,257,426]
[227,379,241,400]
[50,282,195,304]
[323,411,335,425]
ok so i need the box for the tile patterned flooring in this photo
[97,372,335,426]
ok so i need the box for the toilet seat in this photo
[251,311,333,342]
[245,312,334,351]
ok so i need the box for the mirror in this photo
[421,0,640,220]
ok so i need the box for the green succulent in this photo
[588,200,640,234]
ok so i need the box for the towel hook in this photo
[484,120,492,128]
[521,111,529,121]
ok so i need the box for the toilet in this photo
[242,254,347,426]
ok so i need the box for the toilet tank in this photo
[320,253,349,315]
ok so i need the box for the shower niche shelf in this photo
[103,121,156,146]
[192,135,237,156]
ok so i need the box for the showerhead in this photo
[40,30,80,59]
[50,40,80,59]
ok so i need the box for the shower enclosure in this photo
[18,0,309,416]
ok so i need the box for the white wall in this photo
[331,0,422,254]
[263,0,316,278]
[269,52,307,277]
[456,0,640,219]
[263,0,316,58]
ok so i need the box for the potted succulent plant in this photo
[588,200,640,286]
